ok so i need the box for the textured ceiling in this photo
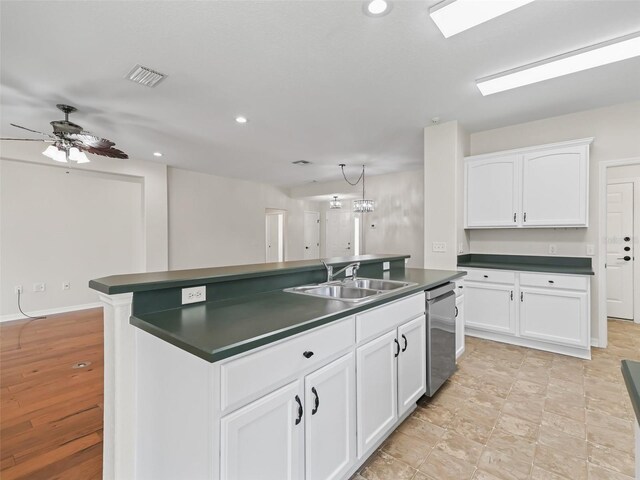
[1,0,639,186]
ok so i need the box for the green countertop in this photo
[90,254,409,294]
[621,360,640,427]
[458,254,594,276]
[131,268,464,363]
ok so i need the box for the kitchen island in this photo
[90,254,464,480]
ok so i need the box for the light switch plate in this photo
[548,244,557,255]
[182,286,206,305]
[432,242,447,253]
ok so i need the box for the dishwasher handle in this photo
[425,282,455,300]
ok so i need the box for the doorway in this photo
[598,159,640,347]
[303,211,320,260]
[265,210,285,263]
[326,210,354,257]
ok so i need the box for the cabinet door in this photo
[220,381,303,480]
[465,155,520,228]
[397,315,427,415]
[305,353,356,480]
[519,287,589,347]
[455,295,465,359]
[356,329,398,458]
[464,283,516,335]
[522,146,588,226]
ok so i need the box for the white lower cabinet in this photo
[304,353,356,480]
[220,380,304,480]
[455,294,465,359]
[356,314,427,458]
[463,268,591,358]
[356,329,398,457]
[464,282,516,335]
[519,287,589,347]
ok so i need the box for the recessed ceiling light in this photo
[364,0,391,17]
[477,31,640,95]
[430,0,535,38]
[235,116,248,124]
[153,152,163,157]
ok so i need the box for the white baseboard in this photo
[0,302,103,323]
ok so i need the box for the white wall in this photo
[290,169,424,268]
[424,120,469,270]
[466,101,640,344]
[0,160,144,316]
[168,167,320,269]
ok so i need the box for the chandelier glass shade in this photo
[329,196,342,209]
[353,199,375,213]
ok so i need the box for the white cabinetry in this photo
[463,268,591,358]
[397,315,427,414]
[455,281,465,359]
[464,138,592,229]
[220,381,304,480]
[305,353,356,480]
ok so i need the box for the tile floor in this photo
[352,319,639,480]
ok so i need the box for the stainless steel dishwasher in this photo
[425,282,456,396]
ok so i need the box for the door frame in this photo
[265,209,287,262]
[597,157,640,347]
[303,210,321,259]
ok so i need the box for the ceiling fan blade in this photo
[10,123,55,138]
[0,138,50,141]
[75,143,128,159]
[66,132,115,149]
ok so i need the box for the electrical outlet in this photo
[62,281,71,290]
[432,242,447,253]
[33,282,46,292]
[586,244,595,256]
[181,286,206,305]
[548,244,557,255]
[458,242,464,254]
[14,285,23,295]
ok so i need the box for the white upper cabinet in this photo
[465,138,592,229]
[465,155,520,228]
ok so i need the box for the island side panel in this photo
[98,293,135,480]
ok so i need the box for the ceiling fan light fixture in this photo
[430,0,535,38]
[69,147,90,164]
[43,145,68,163]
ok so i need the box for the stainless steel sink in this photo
[343,278,415,291]
[284,277,417,303]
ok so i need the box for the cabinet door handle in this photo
[401,334,408,352]
[294,395,303,425]
[311,387,319,415]
[394,338,400,357]
[303,351,314,359]
[513,213,517,222]
[510,291,513,301]
[520,292,524,302]
[524,212,527,222]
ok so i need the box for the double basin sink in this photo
[285,278,417,303]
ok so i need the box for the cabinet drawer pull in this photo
[303,351,314,359]
[311,387,319,415]
[294,395,303,425]
[394,338,400,357]
[401,334,408,352]
[548,280,554,284]
[483,275,489,278]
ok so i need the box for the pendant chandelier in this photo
[340,164,375,213]
[329,195,342,209]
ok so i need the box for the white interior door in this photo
[326,211,354,258]
[607,182,634,319]
[266,213,284,263]
[303,211,320,260]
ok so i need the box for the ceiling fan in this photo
[1,104,128,163]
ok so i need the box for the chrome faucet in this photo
[321,261,360,283]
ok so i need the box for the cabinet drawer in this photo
[464,269,515,285]
[221,317,355,412]
[519,272,588,291]
[356,293,424,343]
[454,279,465,297]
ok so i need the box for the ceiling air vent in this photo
[125,64,167,87]
[292,160,311,165]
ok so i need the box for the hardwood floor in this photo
[1,308,104,480]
